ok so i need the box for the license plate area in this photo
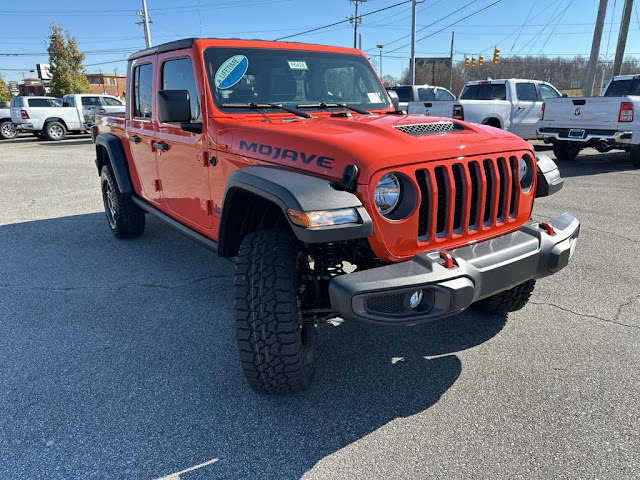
[568,129,586,139]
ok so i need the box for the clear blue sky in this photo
[1,0,639,83]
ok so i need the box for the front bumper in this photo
[537,127,633,145]
[329,212,580,325]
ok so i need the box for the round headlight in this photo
[519,155,534,191]
[375,173,401,215]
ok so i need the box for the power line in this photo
[510,0,536,53]
[274,0,411,41]
[538,0,577,54]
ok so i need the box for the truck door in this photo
[512,82,540,139]
[126,61,161,204]
[155,53,212,229]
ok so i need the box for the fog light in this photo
[409,290,423,309]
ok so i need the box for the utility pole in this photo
[376,44,384,78]
[449,31,455,91]
[137,0,152,48]
[613,0,634,76]
[583,0,608,97]
[349,0,367,49]
[410,0,417,85]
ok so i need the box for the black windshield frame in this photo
[203,47,390,114]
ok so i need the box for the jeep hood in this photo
[216,114,532,183]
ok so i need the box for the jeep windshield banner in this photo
[203,47,390,113]
[239,140,334,169]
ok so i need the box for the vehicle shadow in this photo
[0,213,507,479]
[1,135,91,146]
[532,143,637,177]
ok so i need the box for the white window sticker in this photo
[214,55,249,89]
[367,92,383,103]
[287,60,308,70]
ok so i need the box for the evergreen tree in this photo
[47,23,91,97]
[0,75,10,102]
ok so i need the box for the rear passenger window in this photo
[162,57,200,122]
[28,98,56,107]
[133,63,153,119]
[82,96,102,107]
[516,83,538,102]
[417,88,436,101]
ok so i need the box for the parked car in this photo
[92,37,578,394]
[10,94,124,141]
[0,100,17,140]
[537,74,640,165]
[444,79,563,140]
[387,84,456,112]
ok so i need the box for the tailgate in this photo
[10,107,23,124]
[541,97,623,129]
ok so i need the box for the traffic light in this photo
[478,55,484,67]
[464,57,469,67]
[492,47,500,66]
[470,57,476,68]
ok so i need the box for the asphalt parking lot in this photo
[0,135,638,479]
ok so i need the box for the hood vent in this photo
[394,121,463,136]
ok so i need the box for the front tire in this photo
[100,165,145,239]
[44,121,67,141]
[234,228,316,394]
[0,120,17,140]
[473,279,536,314]
[553,141,581,161]
[630,146,640,168]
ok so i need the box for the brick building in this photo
[18,78,46,96]
[86,73,126,98]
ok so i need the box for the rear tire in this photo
[44,121,67,141]
[100,164,145,239]
[473,279,536,314]
[0,120,17,140]
[630,146,640,168]
[553,141,581,161]
[234,228,316,394]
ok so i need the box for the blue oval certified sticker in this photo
[215,55,249,89]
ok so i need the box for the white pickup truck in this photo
[537,74,640,166]
[10,94,124,141]
[387,84,456,114]
[0,101,17,140]
[409,79,563,140]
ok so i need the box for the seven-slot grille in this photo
[415,156,523,241]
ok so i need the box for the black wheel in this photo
[100,165,145,239]
[553,141,581,161]
[44,121,66,141]
[234,228,316,394]
[630,146,640,168]
[472,279,536,314]
[0,120,17,140]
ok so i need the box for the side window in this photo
[104,97,123,106]
[82,96,102,107]
[516,83,538,102]
[539,84,560,100]
[162,57,200,122]
[63,96,76,107]
[417,88,436,101]
[394,86,412,102]
[133,63,153,119]
[436,89,455,101]
[460,85,478,100]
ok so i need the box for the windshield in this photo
[203,47,390,113]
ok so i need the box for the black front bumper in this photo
[329,212,580,325]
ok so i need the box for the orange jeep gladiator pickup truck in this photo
[92,38,579,394]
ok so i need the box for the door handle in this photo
[153,141,169,151]
[128,135,141,143]
[517,106,526,110]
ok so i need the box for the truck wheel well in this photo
[44,117,68,130]
[96,144,109,174]
[483,118,501,129]
[219,188,289,258]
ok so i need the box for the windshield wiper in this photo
[220,102,312,119]
[296,102,371,115]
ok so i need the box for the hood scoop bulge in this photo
[393,121,464,136]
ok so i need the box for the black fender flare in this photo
[95,133,133,193]
[219,165,372,253]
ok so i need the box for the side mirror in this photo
[562,93,568,98]
[157,89,191,123]
[387,89,400,111]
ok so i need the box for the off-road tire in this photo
[0,120,17,140]
[44,121,67,141]
[100,164,145,239]
[234,228,316,394]
[553,141,580,161]
[630,146,640,168]
[473,279,536,314]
